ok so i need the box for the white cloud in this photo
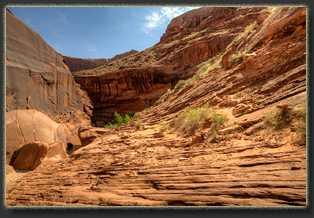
[142,7,199,35]
[58,12,68,25]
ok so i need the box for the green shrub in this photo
[104,122,118,129]
[229,50,249,66]
[114,111,124,126]
[211,110,228,129]
[173,80,187,92]
[134,112,141,117]
[123,114,132,123]
[172,106,210,135]
[135,121,142,130]
[104,111,134,129]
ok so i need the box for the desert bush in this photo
[158,120,168,133]
[229,50,249,66]
[104,123,118,129]
[264,106,293,130]
[290,101,306,138]
[123,114,132,123]
[264,101,306,141]
[173,80,187,92]
[114,111,124,126]
[135,121,142,130]
[211,109,228,129]
[172,104,211,135]
[207,109,228,141]
[243,21,256,36]
[169,104,228,137]
[159,90,171,101]
[104,111,134,129]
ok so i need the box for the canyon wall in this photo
[74,67,178,123]
[6,9,85,116]
[6,7,307,207]
[73,7,269,124]
[5,9,94,163]
[63,49,138,73]
[140,7,306,124]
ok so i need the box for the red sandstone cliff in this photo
[5,9,93,158]
[73,7,271,124]
[6,7,307,207]
[6,9,88,116]
[63,49,138,73]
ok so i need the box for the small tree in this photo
[114,111,124,126]
[123,114,132,123]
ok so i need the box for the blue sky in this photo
[7,6,198,59]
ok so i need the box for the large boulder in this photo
[11,141,68,171]
[78,126,109,147]
[6,109,67,164]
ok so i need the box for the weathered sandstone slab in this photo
[78,126,109,147]
[6,109,67,164]
[11,141,68,171]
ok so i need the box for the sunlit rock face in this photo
[6,9,84,116]
[63,50,138,73]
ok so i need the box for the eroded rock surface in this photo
[6,121,306,206]
[63,49,138,73]
[6,110,67,165]
[6,9,84,117]
[10,141,68,171]
[73,7,270,123]
[5,7,307,207]
[5,9,94,154]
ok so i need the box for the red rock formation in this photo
[63,56,108,73]
[63,49,138,73]
[74,67,177,123]
[5,9,87,117]
[11,141,68,171]
[6,110,67,165]
[5,7,307,207]
[144,7,306,120]
[5,9,94,167]
[108,49,139,62]
[74,7,268,124]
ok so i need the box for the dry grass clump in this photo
[135,120,142,130]
[169,104,228,136]
[172,57,222,93]
[290,101,306,139]
[229,49,249,66]
[173,80,187,93]
[158,120,168,133]
[264,100,306,140]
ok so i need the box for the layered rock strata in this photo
[63,49,138,73]
[74,7,268,124]
[5,7,307,207]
